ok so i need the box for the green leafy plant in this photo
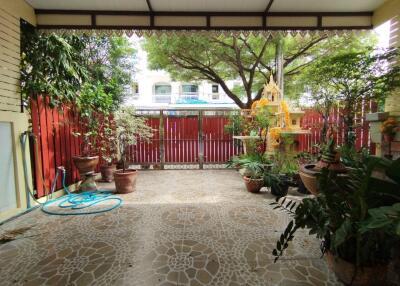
[224,112,245,136]
[271,156,400,267]
[304,47,400,147]
[21,21,88,107]
[115,107,154,172]
[97,117,118,165]
[227,153,270,179]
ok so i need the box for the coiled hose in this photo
[21,131,122,215]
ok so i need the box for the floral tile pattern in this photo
[0,170,343,286]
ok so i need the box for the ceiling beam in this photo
[145,0,153,12]
[265,0,274,13]
[34,9,373,31]
[34,9,373,17]
[36,25,373,31]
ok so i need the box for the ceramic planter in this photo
[299,164,319,195]
[114,169,137,194]
[270,175,290,197]
[72,156,99,175]
[100,164,116,182]
[243,176,264,193]
[299,157,347,195]
[325,251,388,286]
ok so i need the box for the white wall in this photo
[0,122,17,212]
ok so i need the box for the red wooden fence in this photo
[30,102,377,198]
[298,101,378,154]
[127,110,242,166]
[30,97,83,198]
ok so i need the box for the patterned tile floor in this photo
[0,170,342,286]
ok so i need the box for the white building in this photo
[124,38,238,109]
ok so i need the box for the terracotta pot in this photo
[100,164,116,182]
[72,156,99,175]
[300,162,348,195]
[243,176,264,193]
[114,169,137,194]
[325,251,388,286]
[299,164,319,195]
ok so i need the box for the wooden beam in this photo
[34,9,373,31]
[37,24,373,31]
[265,0,274,13]
[35,9,373,17]
[145,0,153,12]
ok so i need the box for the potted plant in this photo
[294,151,317,194]
[268,152,298,197]
[114,107,153,193]
[72,82,112,177]
[98,117,118,182]
[228,153,271,193]
[271,156,400,285]
[299,128,347,195]
[72,128,99,176]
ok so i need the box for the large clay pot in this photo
[72,156,99,175]
[300,160,347,195]
[299,164,319,195]
[243,176,264,193]
[325,251,388,286]
[114,169,137,194]
[100,164,116,182]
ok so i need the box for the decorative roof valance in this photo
[39,28,371,38]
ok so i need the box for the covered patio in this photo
[1,170,341,286]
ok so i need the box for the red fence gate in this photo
[29,102,378,197]
[127,109,242,168]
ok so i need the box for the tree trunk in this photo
[344,112,355,147]
[321,114,328,144]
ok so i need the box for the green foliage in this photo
[144,34,338,108]
[227,153,271,179]
[115,107,154,172]
[83,36,136,108]
[21,21,88,107]
[302,45,400,146]
[270,152,298,176]
[271,156,400,267]
[224,112,245,136]
[21,21,136,111]
[254,105,272,131]
[339,145,370,168]
[286,33,378,101]
[21,23,137,157]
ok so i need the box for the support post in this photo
[198,110,204,169]
[275,36,284,97]
[159,110,165,169]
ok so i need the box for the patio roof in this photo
[26,0,384,32]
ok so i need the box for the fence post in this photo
[159,110,165,170]
[198,110,204,169]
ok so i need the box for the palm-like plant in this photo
[228,153,270,179]
[272,156,400,269]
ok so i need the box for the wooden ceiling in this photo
[26,0,384,31]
